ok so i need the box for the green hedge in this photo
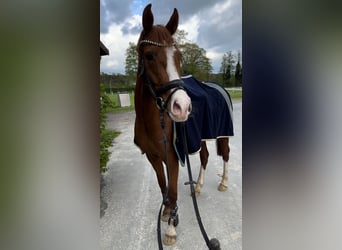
[104,86,135,94]
[100,83,120,173]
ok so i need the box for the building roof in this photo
[100,41,109,56]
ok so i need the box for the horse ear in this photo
[142,4,154,34]
[166,8,179,35]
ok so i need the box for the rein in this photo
[156,109,180,250]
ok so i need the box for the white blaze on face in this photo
[165,47,179,81]
[165,46,191,122]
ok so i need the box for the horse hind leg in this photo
[217,138,230,192]
[218,161,229,192]
[195,141,209,196]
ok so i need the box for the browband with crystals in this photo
[140,39,175,47]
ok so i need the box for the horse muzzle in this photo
[145,78,192,122]
[168,89,192,122]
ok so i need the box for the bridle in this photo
[138,39,185,113]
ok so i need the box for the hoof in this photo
[195,184,201,195]
[163,222,177,246]
[163,233,177,246]
[218,183,228,192]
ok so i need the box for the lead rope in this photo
[181,123,221,250]
[157,109,169,250]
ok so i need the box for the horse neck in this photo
[134,77,158,121]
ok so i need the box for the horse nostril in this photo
[188,104,192,113]
[173,101,181,112]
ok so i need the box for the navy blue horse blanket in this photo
[174,75,234,165]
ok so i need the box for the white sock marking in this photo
[221,161,228,186]
[198,165,205,186]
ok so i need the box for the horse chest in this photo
[134,112,173,156]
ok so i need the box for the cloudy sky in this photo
[100,0,241,74]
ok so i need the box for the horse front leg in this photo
[162,154,179,246]
[146,153,170,215]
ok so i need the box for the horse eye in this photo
[145,52,154,61]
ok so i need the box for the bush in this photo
[100,83,119,173]
[104,85,135,93]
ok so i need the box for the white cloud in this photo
[100,0,241,74]
[207,49,224,72]
[178,15,200,43]
[100,16,141,74]
[212,0,232,15]
[207,49,223,61]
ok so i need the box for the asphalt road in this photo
[100,100,241,250]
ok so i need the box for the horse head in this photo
[137,4,191,122]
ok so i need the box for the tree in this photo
[220,51,236,86]
[234,50,242,86]
[125,42,138,84]
[174,29,213,81]
[100,73,130,92]
[123,30,213,82]
[179,43,212,81]
[173,29,190,45]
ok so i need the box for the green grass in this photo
[226,88,243,99]
[109,129,121,139]
[105,92,135,113]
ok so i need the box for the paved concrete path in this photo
[100,100,241,250]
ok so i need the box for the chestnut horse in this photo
[134,4,230,246]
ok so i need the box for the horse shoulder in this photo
[134,115,148,154]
